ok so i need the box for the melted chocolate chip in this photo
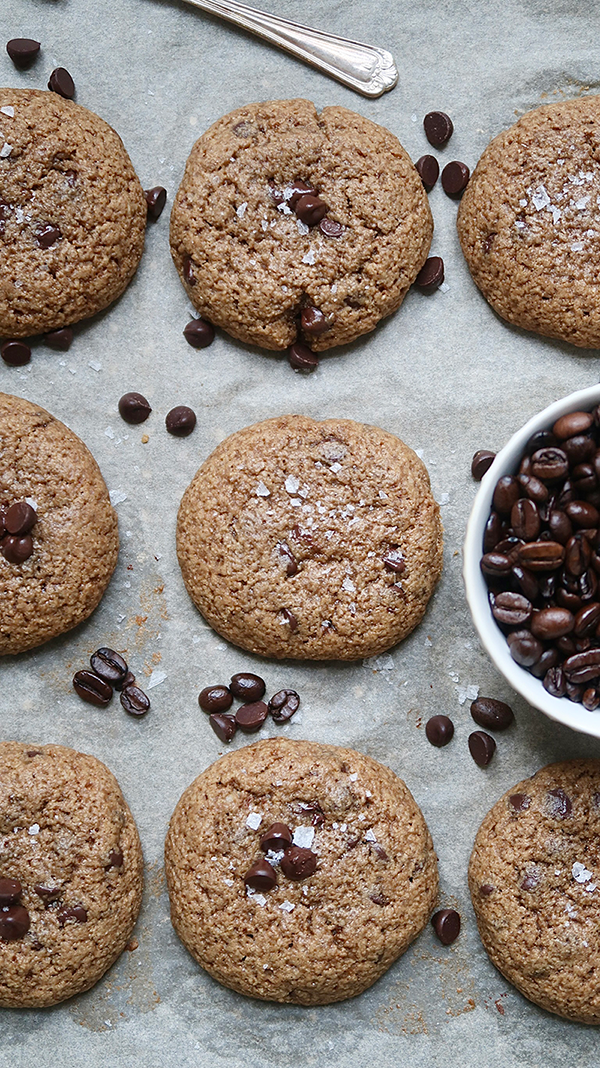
[0,878,22,906]
[280,846,317,881]
[0,904,29,940]
[57,905,87,926]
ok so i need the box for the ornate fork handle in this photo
[181,0,398,97]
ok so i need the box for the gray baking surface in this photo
[2,0,600,1063]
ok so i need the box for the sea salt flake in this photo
[105,426,115,439]
[236,202,247,217]
[340,823,347,832]
[28,824,40,835]
[424,636,433,647]
[575,196,590,210]
[279,900,295,913]
[285,474,300,493]
[256,481,270,497]
[365,829,377,842]
[261,218,268,230]
[302,249,316,265]
[572,861,593,883]
[565,902,578,918]
[0,143,12,158]
[223,877,234,886]
[571,240,584,251]
[266,849,285,865]
[342,577,356,593]
[330,462,342,473]
[290,498,302,507]
[109,490,127,506]
[296,219,309,235]
[246,890,266,906]
[365,791,372,799]
[358,813,365,822]
[0,106,14,117]
[293,826,315,849]
[25,497,37,510]
[378,490,388,499]
[458,683,479,705]
[438,492,450,505]
[438,281,449,293]
[585,882,597,893]
[349,772,358,782]
[147,670,167,690]
[277,202,293,215]
[246,812,262,830]
[88,360,102,372]
[519,198,528,207]
[532,185,551,211]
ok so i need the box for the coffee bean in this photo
[471,450,495,481]
[441,161,470,197]
[492,476,520,514]
[481,551,512,578]
[301,306,331,335]
[2,535,33,563]
[280,846,317,881]
[507,629,543,667]
[288,341,319,372]
[37,225,61,249]
[425,715,454,747]
[553,411,594,439]
[517,540,565,571]
[57,905,87,927]
[144,186,167,220]
[0,878,22,906]
[423,111,454,146]
[563,648,600,683]
[565,500,600,528]
[563,435,596,465]
[415,154,439,190]
[48,67,75,99]
[483,513,503,552]
[0,905,30,941]
[583,686,600,710]
[88,648,127,686]
[199,685,233,713]
[1,340,31,366]
[294,194,329,226]
[120,685,150,717]
[230,673,266,701]
[118,392,152,424]
[531,447,569,481]
[209,713,237,743]
[235,701,268,732]
[44,327,73,351]
[319,218,345,238]
[414,256,444,294]
[268,689,300,723]
[565,533,592,576]
[183,318,215,349]
[431,908,460,945]
[244,858,276,891]
[548,509,573,544]
[73,670,112,706]
[574,602,600,636]
[6,38,40,67]
[470,697,514,731]
[5,502,36,536]
[511,565,539,602]
[517,473,549,503]
[165,405,196,436]
[491,591,532,626]
[531,607,575,641]
[511,498,541,541]
[259,823,293,852]
[114,670,135,692]
[468,730,496,766]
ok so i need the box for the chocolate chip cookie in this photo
[176,415,443,660]
[457,95,600,348]
[0,742,143,1007]
[469,760,600,1023]
[165,737,438,1004]
[0,88,146,337]
[0,392,119,655]
[170,98,432,352]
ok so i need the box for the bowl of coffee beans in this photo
[464,384,600,737]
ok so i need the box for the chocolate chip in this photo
[415,154,440,190]
[441,161,470,198]
[509,793,530,811]
[1,535,33,563]
[118,392,152,424]
[288,341,319,372]
[285,180,315,207]
[471,450,496,481]
[423,111,454,146]
[73,669,112,707]
[6,38,40,67]
[235,701,269,733]
[470,697,514,731]
[199,685,233,713]
[1,340,31,366]
[480,884,495,895]
[209,713,237,743]
[259,823,293,852]
[183,257,196,285]
[268,689,300,723]
[106,848,124,869]
[414,256,444,294]
[277,542,298,576]
[280,846,317,881]
[44,327,73,351]
[294,194,329,226]
[90,647,128,685]
[183,317,215,349]
[230,673,266,701]
[48,67,75,99]
[280,608,298,631]
[431,908,461,945]
[33,885,61,902]
[244,858,276,891]
[5,502,36,535]
[297,800,325,826]
[520,872,539,891]
[547,787,572,818]
[0,905,30,941]
[144,186,167,220]
[425,715,454,747]
[0,878,22,906]
[165,405,196,436]
[301,307,331,336]
[120,685,150,717]
[382,550,406,574]
[369,890,390,906]
[319,217,345,238]
[468,730,496,766]
[57,905,87,926]
[36,225,61,249]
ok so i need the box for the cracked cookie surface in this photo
[469,760,600,1023]
[165,737,438,1004]
[176,414,443,660]
[0,392,119,655]
[170,98,432,352]
[0,742,143,1007]
[0,88,146,337]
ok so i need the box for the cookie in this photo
[170,98,432,352]
[165,737,438,1004]
[457,95,600,348]
[0,88,146,337]
[0,392,119,655]
[0,742,143,1007]
[469,760,600,1023]
[176,415,443,660]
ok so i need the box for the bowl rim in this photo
[463,383,600,739]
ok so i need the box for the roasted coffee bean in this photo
[57,905,87,926]
[510,498,541,541]
[565,500,600,528]
[491,591,532,626]
[571,462,597,493]
[118,392,152,424]
[557,478,574,508]
[0,879,22,906]
[301,306,331,335]
[565,533,592,576]
[144,186,167,219]
[198,685,233,713]
[44,327,73,351]
[230,673,266,701]
[0,905,30,941]
[574,602,600,636]
[209,713,237,743]
[518,540,565,570]
[259,823,293,852]
[425,715,454,747]
[468,730,496,767]
[165,405,196,436]
[531,607,574,641]
[319,217,345,238]
[470,697,514,731]
[483,512,503,552]
[583,686,600,710]
[415,154,440,190]
[519,454,533,476]
[517,474,548,503]
[113,670,135,692]
[431,908,461,945]
[6,38,40,66]
[566,681,584,701]
[471,450,496,481]
[555,587,583,612]
[543,666,567,697]
[1,534,33,563]
[288,341,319,372]
[481,551,512,578]
[90,647,128,685]
[423,111,454,146]
[73,670,112,706]
[562,435,596,465]
[414,256,444,294]
[244,858,276,891]
[5,502,36,536]
[507,630,543,667]
[441,160,470,197]
[547,509,573,545]
[511,565,539,602]
[494,537,524,560]
[294,193,329,226]
[236,701,268,732]
[48,67,75,98]
[553,411,594,439]
[120,686,150,717]
[183,317,215,349]
[280,846,317,881]
[525,429,557,455]
[1,340,31,366]
[563,648,600,683]
[557,635,577,656]
[269,689,300,723]
[492,476,520,514]
[530,647,560,678]
[579,568,598,601]
[531,447,569,481]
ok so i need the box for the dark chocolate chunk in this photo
[423,111,454,146]
[0,904,30,940]
[0,878,22,906]
[44,327,73,351]
[244,858,276,891]
[259,823,293,852]
[425,715,454,747]
[144,186,167,220]
[468,730,496,766]
[209,713,237,743]
[6,38,40,67]
[431,908,461,945]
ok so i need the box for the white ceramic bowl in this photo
[464,384,600,739]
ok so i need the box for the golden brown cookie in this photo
[0,88,146,337]
[170,98,432,352]
[176,415,442,660]
[469,760,600,1023]
[457,95,600,348]
[165,737,438,1004]
[0,743,143,1008]
[0,392,119,655]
